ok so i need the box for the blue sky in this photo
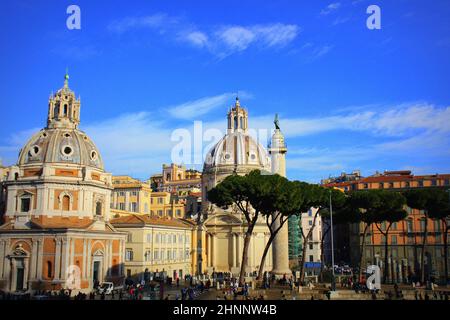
[1,0,450,182]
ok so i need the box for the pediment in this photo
[204,212,242,226]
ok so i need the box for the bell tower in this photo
[47,72,81,129]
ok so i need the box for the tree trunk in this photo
[383,224,392,284]
[358,224,370,282]
[256,215,288,280]
[238,224,255,285]
[298,238,308,284]
[443,219,449,285]
[420,215,428,284]
[319,225,330,282]
[299,211,320,284]
[257,233,276,280]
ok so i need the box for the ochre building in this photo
[0,74,127,293]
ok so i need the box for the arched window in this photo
[240,117,243,129]
[54,104,60,118]
[63,104,68,116]
[96,202,102,216]
[62,195,70,211]
[234,116,238,129]
[47,261,52,278]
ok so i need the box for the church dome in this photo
[203,97,271,173]
[17,73,104,170]
[18,127,104,170]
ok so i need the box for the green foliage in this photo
[404,188,450,220]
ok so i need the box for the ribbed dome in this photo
[203,131,271,172]
[17,127,104,170]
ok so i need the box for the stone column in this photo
[86,240,92,281]
[269,127,290,276]
[212,234,217,268]
[24,258,29,290]
[30,240,38,280]
[54,239,62,280]
[61,239,70,280]
[10,259,17,291]
[207,234,212,267]
[237,234,242,267]
[36,239,43,280]
[82,239,87,279]
[0,240,5,279]
[232,233,237,268]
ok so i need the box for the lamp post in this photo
[329,189,336,291]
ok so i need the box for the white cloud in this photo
[183,31,209,48]
[167,93,235,120]
[108,13,178,34]
[108,13,300,58]
[321,2,341,15]
[2,100,449,181]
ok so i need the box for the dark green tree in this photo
[207,173,256,285]
[255,178,309,280]
[349,190,386,282]
[374,191,408,283]
[403,188,450,283]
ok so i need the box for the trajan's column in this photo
[269,114,291,276]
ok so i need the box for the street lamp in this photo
[329,189,336,291]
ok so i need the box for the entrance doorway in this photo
[93,261,100,283]
[16,259,25,291]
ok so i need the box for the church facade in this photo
[198,98,290,276]
[0,74,127,293]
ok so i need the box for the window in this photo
[127,233,133,242]
[147,234,152,243]
[418,180,424,187]
[119,203,125,211]
[308,210,312,217]
[95,202,102,215]
[173,234,177,244]
[176,209,181,217]
[155,234,160,243]
[431,180,437,186]
[130,202,137,212]
[167,209,172,217]
[62,195,70,211]
[363,183,368,189]
[308,220,312,226]
[420,220,426,232]
[20,197,31,212]
[309,243,313,250]
[125,249,134,261]
[309,255,314,262]
[392,222,398,230]
[391,235,397,245]
[434,220,441,232]
[119,191,125,197]
[158,198,163,204]
[158,210,163,216]
[131,191,138,196]
[407,220,413,233]
[144,203,149,213]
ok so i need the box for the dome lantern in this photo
[227,96,248,134]
[47,72,81,129]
